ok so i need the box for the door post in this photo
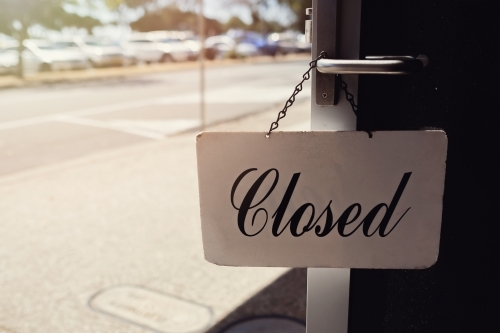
[307,1,362,333]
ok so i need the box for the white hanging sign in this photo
[196,131,447,269]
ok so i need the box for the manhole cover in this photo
[220,316,305,333]
[90,285,212,333]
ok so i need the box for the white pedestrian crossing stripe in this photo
[55,116,200,140]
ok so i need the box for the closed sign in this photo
[196,131,447,269]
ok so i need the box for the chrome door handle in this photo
[317,55,429,74]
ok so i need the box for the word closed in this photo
[231,168,412,238]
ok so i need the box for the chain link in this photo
[266,52,371,138]
[338,75,372,138]
[338,75,358,117]
[266,51,327,137]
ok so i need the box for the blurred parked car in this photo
[124,31,192,64]
[204,35,259,60]
[268,33,291,54]
[268,31,312,54]
[148,31,194,62]
[76,37,137,67]
[21,39,90,73]
[183,37,202,60]
[123,35,163,64]
[0,47,18,75]
[152,30,200,61]
[204,35,235,59]
[228,30,278,57]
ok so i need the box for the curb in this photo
[0,54,310,90]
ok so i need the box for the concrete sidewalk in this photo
[0,98,311,333]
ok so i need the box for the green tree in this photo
[104,0,212,34]
[224,0,311,32]
[104,0,157,10]
[104,0,160,12]
[129,5,223,36]
[279,0,311,32]
[224,0,269,32]
[224,16,249,31]
[0,0,101,77]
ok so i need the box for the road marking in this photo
[0,85,305,132]
[0,115,55,131]
[156,85,296,104]
[0,100,154,131]
[55,116,200,140]
[0,89,90,107]
[90,286,213,333]
[111,119,200,135]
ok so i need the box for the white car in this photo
[124,32,192,64]
[268,31,312,54]
[124,35,164,64]
[148,30,197,61]
[204,35,259,59]
[182,38,202,60]
[76,37,136,67]
[0,48,18,75]
[22,39,90,73]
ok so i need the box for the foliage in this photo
[224,16,249,31]
[108,0,304,35]
[104,0,197,12]
[130,6,223,36]
[279,0,311,32]
[224,0,311,32]
[104,0,155,10]
[223,0,269,32]
[0,0,101,77]
[0,0,101,37]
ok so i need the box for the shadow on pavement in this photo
[205,268,307,333]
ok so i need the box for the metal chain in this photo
[266,53,372,138]
[266,51,327,137]
[338,75,359,117]
[338,75,372,138]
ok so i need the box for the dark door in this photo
[348,1,498,332]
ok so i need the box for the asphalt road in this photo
[0,60,311,176]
